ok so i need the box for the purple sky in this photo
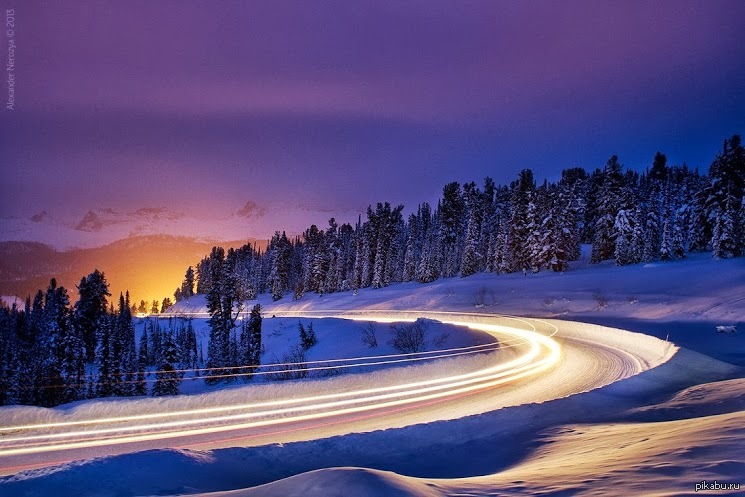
[2,0,744,222]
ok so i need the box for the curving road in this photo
[0,310,673,476]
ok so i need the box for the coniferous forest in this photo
[184,135,744,303]
[1,135,743,407]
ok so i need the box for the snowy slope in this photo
[1,254,743,497]
[170,251,745,365]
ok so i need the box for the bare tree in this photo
[388,319,428,353]
[360,322,378,348]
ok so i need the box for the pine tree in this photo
[298,321,308,348]
[152,331,181,396]
[460,182,485,276]
[205,247,242,383]
[37,279,83,406]
[181,266,196,299]
[75,269,111,363]
[135,327,148,395]
[160,297,173,313]
[113,292,137,396]
[306,322,317,349]
[591,156,626,263]
[672,211,687,259]
[298,320,317,350]
[267,231,292,300]
[239,304,262,380]
[509,170,536,271]
[438,183,465,278]
[708,135,744,258]
[95,312,114,397]
[613,209,634,266]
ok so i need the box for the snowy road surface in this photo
[0,311,673,476]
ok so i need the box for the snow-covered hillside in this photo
[1,254,743,497]
[170,251,745,365]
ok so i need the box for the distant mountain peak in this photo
[30,210,51,223]
[75,210,104,232]
[234,200,266,219]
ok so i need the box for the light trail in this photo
[0,311,562,462]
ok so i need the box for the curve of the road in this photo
[0,310,675,476]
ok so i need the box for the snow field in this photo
[1,252,743,496]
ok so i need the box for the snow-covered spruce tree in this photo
[478,178,497,271]
[135,326,148,395]
[205,247,241,384]
[460,182,485,277]
[298,321,308,349]
[307,322,317,348]
[672,210,687,259]
[299,321,317,350]
[10,295,40,405]
[239,304,262,380]
[301,224,322,293]
[148,318,163,367]
[402,212,419,282]
[152,330,181,396]
[525,189,546,272]
[417,236,439,283]
[591,156,626,263]
[351,216,364,291]
[74,269,111,363]
[509,169,536,272]
[641,198,660,263]
[36,279,84,406]
[540,188,572,272]
[659,216,673,261]
[438,182,465,278]
[111,292,137,397]
[415,204,440,283]
[613,209,635,266]
[688,174,711,253]
[267,231,292,300]
[0,306,13,405]
[708,135,744,258]
[630,207,645,263]
[366,202,404,289]
[183,318,199,371]
[180,266,196,300]
[556,169,587,263]
[337,223,356,291]
[322,218,340,293]
[495,212,513,274]
[582,168,604,246]
[712,195,738,259]
[95,310,114,397]
[0,303,21,405]
[248,304,262,369]
[388,214,407,285]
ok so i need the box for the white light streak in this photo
[0,311,562,459]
